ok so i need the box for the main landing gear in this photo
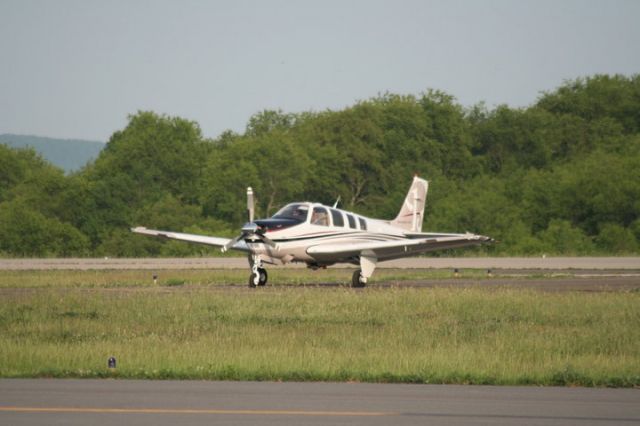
[248,255,267,288]
[351,255,377,288]
[351,269,366,288]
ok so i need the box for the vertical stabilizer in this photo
[391,176,429,233]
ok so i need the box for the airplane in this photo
[132,176,492,287]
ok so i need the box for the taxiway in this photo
[1,379,639,426]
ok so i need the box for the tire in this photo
[351,269,366,288]
[258,268,268,286]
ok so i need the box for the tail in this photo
[390,176,429,232]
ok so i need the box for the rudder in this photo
[391,176,429,232]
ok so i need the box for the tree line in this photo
[1,74,639,257]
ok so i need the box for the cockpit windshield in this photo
[272,203,309,223]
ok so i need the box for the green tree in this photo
[90,111,209,206]
[246,109,296,137]
[596,224,638,254]
[538,220,594,255]
[537,74,640,134]
[0,200,89,256]
[295,106,386,210]
[420,90,479,178]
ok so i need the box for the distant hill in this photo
[0,134,104,173]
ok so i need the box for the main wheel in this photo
[257,268,268,286]
[351,269,366,288]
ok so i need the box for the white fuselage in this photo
[242,202,410,266]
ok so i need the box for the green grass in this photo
[0,268,543,289]
[0,270,638,386]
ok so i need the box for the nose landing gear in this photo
[248,255,268,288]
[249,268,268,288]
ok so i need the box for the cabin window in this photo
[311,207,329,226]
[358,217,367,231]
[347,214,356,229]
[330,209,344,227]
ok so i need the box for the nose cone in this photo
[241,222,259,233]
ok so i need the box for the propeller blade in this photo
[258,233,277,248]
[247,187,254,223]
[222,232,245,252]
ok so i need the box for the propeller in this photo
[221,187,277,252]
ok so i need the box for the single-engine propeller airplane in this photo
[132,176,491,287]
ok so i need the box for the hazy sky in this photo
[1,0,639,141]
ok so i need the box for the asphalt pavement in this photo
[1,379,639,426]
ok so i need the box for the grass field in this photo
[0,269,638,387]
[0,268,503,288]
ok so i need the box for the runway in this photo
[2,257,639,292]
[1,379,639,426]
[1,256,639,270]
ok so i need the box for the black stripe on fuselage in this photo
[250,231,406,244]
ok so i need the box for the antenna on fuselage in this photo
[332,195,341,209]
[247,187,255,223]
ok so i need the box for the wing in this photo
[131,227,248,251]
[306,233,491,263]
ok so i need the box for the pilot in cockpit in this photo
[311,208,328,226]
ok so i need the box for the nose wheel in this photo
[248,254,268,288]
[249,267,268,288]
